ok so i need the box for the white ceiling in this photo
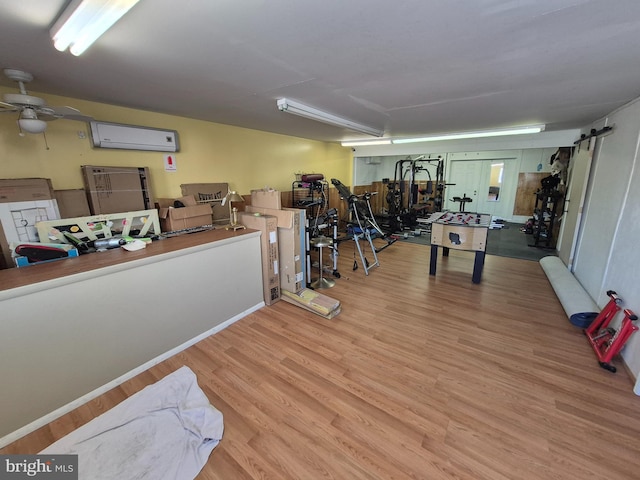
[1,0,640,144]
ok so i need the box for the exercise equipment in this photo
[292,173,341,281]
[450,194,473,212]
[584,290,638,373]
[331,178,395,275]
[383,156,448,232]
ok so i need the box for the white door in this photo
[447,158,518,218]
[445,160,482,211]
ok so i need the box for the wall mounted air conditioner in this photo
[89,121,179,152]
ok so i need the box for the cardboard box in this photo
[246,205,305,293]
[238,212,280,305]
[284,207,307,287]
[82,165,154,214]
[251,189,281,209]
[0,178,55,203]
[281,288,341,318]
[54,189,91,218]
[156,195,198,208]
[180,183,229,224]
[159,201,213,232]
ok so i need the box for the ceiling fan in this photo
[0,68,91,135]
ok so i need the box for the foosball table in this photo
[427,212,491,284]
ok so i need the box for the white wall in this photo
[573,97,640,376]
[0,232,264,443]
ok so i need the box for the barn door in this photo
[557,139,594,269]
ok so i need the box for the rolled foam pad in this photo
[539,256,599,327]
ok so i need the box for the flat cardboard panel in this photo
[54,189,91,218]
[82,166,153,215]
[180,183,229,223]
[0,178,54,203]
[251,189,282,209]
[245,205,293,228]
[238,212,280,304]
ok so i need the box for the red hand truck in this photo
[584,290,638,373]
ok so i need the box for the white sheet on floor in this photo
[40,366,224,480]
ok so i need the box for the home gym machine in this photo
[382,156,447,233]
[331,178,395,275]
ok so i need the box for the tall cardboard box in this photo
[245,205,305,293]
[284,207,307,287]
[239,212,280,305]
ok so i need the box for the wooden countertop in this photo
[0,228,259,293]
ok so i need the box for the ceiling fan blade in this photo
[47,105,94,122]
[49,106,81,116]
[0,100,19,112]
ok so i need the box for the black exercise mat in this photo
[395,222,557,262]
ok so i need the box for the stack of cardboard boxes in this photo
[241,188,340,318]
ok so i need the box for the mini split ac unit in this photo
[89,121,179,152]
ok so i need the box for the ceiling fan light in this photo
[18,118,47,134]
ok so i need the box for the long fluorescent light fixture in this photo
[277,98,383,137]
[341,139,392,147]
[392,125,545,144]
[51,0,141,56]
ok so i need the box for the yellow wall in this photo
[0,87,353,198]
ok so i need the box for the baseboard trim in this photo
[0,302,264,450]
[621,357,638,389]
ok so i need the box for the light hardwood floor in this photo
[3,241,640,479]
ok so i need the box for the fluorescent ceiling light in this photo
[277,98,383,137]
[392,125,545,144]
[51,0,140,56]
[341,139,392,147]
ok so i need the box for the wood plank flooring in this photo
[3,241,640,479]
